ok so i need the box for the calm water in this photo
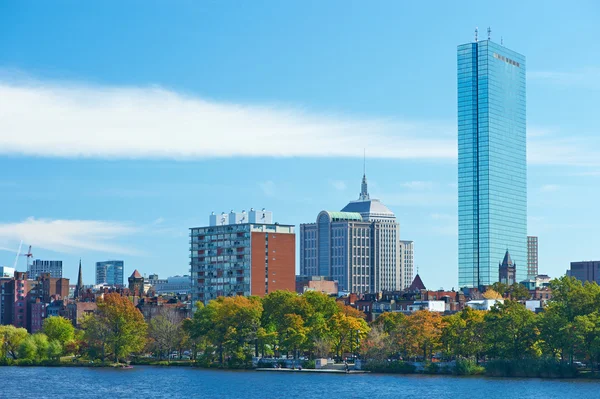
[2,367,599,398]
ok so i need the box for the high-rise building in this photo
[399,240,414,290]
[95,260,124,286]
[190,209,295,304]
[568,261,600,285]
[458,32,527,288]
[300,173,401,293]
[527,236,538,278]
[29,260,62,279]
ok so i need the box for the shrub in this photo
[424,362,439,374]
[364,360,416,374]
[301,360,316,369]
[454,358,485,376]
[485,359,578,378]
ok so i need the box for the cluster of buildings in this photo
[0,257,192,332]
[2,33,599,330]
[189,171,416,305]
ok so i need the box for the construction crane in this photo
[20,245,33,270]
[13,240,23,269]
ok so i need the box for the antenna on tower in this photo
[475,27,478,42]
[363,148,366,176]
[487,27,492,41]
[501,36,504,45]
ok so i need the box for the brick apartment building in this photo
[190,209,296,304]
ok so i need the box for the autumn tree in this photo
[82,293,147,362]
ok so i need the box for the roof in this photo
[321,211,363,222]
[130,269,142,279]
[501,250,513,266]
[407,274,426,292]
[340,199,395,217]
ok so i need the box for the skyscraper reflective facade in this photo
[458,37,527,287]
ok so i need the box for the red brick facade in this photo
[251,232,295,296]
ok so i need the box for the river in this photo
[3,366,599,398]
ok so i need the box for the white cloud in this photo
[0,75,597,167]
[330,180,347,191]
[540,184,560,192]
[401,181,434,190]
[0,218,140,255]
[259,181,276,197]
[0,77,455,160]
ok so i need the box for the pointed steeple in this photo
[359,149,370,201]
[74,259,84,298]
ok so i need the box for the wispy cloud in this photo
[330,180,347,191]
[0,76,455,160]
[259,181,276,197]
[529,67,600,89]
[540,184,560,192]
[1,75,597,167]
[0,218,140,255]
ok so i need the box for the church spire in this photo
[75,259,84,298]
[359,149,370,200]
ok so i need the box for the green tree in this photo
[0,325,28,360]
[484,301,539,360]
[80,312,111,361]
[441,307,485,361]
[47,340,63,360]
[43,316,75,343]
[18,335,38,360]
[509,283,531,301]
[32,333,50,360]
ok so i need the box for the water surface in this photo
[3,366,599,398]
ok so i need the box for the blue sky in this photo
[0,1,599,289]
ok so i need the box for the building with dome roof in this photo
[300,171,405,293]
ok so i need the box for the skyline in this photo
[1,1,599,289]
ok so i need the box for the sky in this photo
[0,1,599,289]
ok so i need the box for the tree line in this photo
[1,276,599,375]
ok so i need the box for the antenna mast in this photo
[487,27,492,41]
[475,27,478,42]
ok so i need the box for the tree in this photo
[573,312,600,370]
[441,307,485,361]
[148,308,182,360]
[82,293,147,362]
[19,335,38,360]
[403,311,443,361]
[47,340,63,360]
[81,312,111,361]
[484,300,539,360]
[509,283,531,301]
[186,296,263,365]
[330,312,369,358]
[483,289,503,300]
[361,324,390,362]
[43,316,75,354]
[0,325,28,360]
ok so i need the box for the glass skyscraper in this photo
[458,36,527,288]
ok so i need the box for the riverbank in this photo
[3,358,600,380]
[256,368,369,374]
